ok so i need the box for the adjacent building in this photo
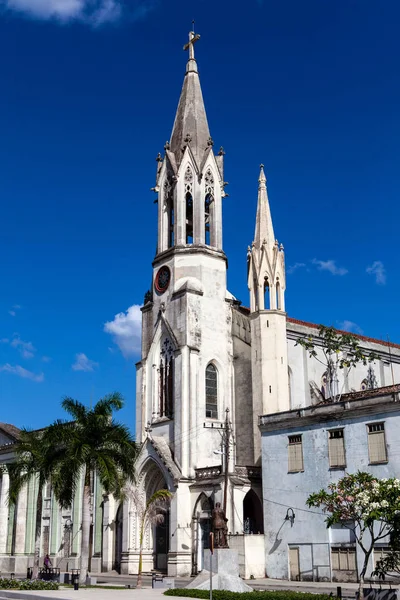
[260,385,400,582]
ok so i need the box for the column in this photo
[0,471,10,553]
[14,482,28,554]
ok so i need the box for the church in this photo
[0,30,399,581]
[128,30,400,579]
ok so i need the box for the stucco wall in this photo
[261,407,400,581]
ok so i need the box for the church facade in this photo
[125,31,400,578]
[1,31,399,581]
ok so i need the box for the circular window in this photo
[155,266,171,294]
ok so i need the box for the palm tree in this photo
[131,488,173,589]
[50,392,138,584]
[7,428,58,579]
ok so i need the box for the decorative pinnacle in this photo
[218,146,226,156]
[258,164,267,188]
[156,152,162,162]
[164,141,170,150]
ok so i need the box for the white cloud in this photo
[42,356,52,363]
[72,352,98,372]
[10,335,36,359]
[287,262,306,275]
[1,334,36,359]
[8,304,21,316]
[312,259,348,276]
[0,0,154,26]
[104,304,142,358]
[0,363,44,383]
[366,261,386,285]
[338,320,364,335]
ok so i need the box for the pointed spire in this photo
[169,28,211,168]
[253,164,275,250]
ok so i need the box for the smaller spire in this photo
[253,163,275,251]
[258,164,266,188]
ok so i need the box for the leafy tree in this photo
[129,488,173,588]
[372,518,400,580]
[49,392,138,584]
[7,428,60,579]
[296,325,379,402]
[307,472,400,599]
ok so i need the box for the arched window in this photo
[159,339,174,418]
[205,364,218,419]
[276,279,281,310]
[186,192,193,243]
[167,196,174,248]
[185,166,193,244]
[204,194,212,245]
[204,169,215,246]
[264,277,270,309]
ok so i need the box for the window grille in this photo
[367,423,387,464]
[328,429,346,468]
[288,435,304,472]
[331,548,356,571]
[205,364,218,419]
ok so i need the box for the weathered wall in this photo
[261,406,400,582]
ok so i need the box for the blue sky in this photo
[1,0,399,433]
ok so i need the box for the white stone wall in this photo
[261,406,400,582]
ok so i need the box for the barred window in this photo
[205,364,218,419]
[374,547,392,567]
[328,429,346,468]
[288,435,304,473]
[367,423,387,464]
[331,548,356,571]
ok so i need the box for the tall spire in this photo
[169,28,211,169]
[253,164,275,250]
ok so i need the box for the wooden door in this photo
[289,547,300,581]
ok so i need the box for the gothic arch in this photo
[133,459,171,573]
[243,489,264,534]
[192,493,214,575]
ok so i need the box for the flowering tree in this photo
[307,472,400,599]
[129,488,173,588]
[296,325,379,402]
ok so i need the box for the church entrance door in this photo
[155,512,169,572]
[197,518,211,572]
[113,504,123,573]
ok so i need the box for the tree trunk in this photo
[79,468,91,585]
[136,520,145,589]
[32,482,43,579]
[358,550,372,600]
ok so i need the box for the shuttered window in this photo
[374,547,391,567]
[288,435,304,472]
[367,423,387,464]
[331,548,356,571]
[328,429,346,468]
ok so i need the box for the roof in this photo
[0,423,21,441]
[234,305,400,350]
[169,53,211,169]
[319,383,400,405]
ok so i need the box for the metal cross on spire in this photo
[183,23,200,61]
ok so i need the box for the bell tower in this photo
[137,29,232,482]
[248,166,290,463]
[154,30,226,256]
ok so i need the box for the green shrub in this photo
[164,590,335,600]
[0,578,59,590]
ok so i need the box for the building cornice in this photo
[259,389,400,432]
[153,245,227,267]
